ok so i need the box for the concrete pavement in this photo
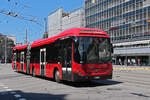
[0,64,150,100]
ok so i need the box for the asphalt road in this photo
[0,64,150,100]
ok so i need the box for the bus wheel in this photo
[32,68,36,77]
[55,69,61,83]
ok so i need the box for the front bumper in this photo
[73,72,112,82]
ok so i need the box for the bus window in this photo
[30,48,40,63]
[46,44,58,63]
[74,37,112,64]
[16,52,20,62]
[41,51,44,62]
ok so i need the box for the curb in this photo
[114,67,150,70]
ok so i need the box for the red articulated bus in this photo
[12,28,113,82]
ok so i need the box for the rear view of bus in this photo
[71,28,113,81]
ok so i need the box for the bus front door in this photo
[62,43,72,81]
[40,48,46,76]
[20,52,24,72]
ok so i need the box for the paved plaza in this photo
[0,64,150,100]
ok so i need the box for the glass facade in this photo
[85,0,150,43]
[85,0,150,66]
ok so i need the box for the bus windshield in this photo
[74,37,112,64]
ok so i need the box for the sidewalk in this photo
[113,65,150,70]
[113,65,150,68]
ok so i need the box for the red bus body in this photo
[12,28,113,82]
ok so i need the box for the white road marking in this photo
[3,87,9,89]
[19,98,26,100]
[6,89,12,91]
[14,94,21,98]
[0,84,4,86]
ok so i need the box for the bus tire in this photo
[32,67,36,77]
[54,69,61,83]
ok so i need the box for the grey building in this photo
[48,7,85,37]
[85,0,150,65]
[0,33,16,63]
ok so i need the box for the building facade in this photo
[48,7,85,37]
[0,33,16,63]
[85,0,150,65]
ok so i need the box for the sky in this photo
[0,0,83,44]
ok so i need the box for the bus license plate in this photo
[94,76,100,79]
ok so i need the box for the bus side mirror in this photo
[111,43,114,53]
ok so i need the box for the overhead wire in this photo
[0,0,44,43]
[0,0,43,27]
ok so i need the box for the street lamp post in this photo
[5,36,7,64]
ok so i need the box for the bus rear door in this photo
[20,52,24,72]
[40,48,46,76]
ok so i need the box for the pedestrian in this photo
[137,59,141,66]
[119,59,122,65]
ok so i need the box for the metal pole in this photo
[43,18,48,39]
[44,18,47,33]
[5,36,7,64]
